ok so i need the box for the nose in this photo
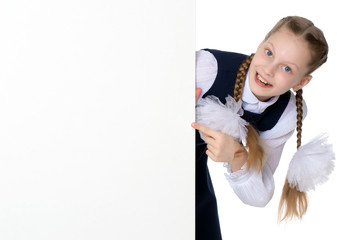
[263,63,275,77]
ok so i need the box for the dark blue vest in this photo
[196,49,290,240]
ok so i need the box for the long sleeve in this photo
[224,131,292,207]
[224,162,275,207]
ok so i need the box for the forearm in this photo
[224,139,286,207]
[225,163,275,207]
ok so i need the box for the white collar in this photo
[241,73,279,114]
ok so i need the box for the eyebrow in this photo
[267,42,299,70]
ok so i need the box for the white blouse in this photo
[196,50,307,207]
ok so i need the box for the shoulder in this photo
[260,91,307,140]
[196,50,218,69]
[203,49,247,69]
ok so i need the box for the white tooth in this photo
[257,74,268,84]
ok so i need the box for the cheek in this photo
[248,61,256,76]
[277,74,297,89]
[252,54,265,65]
[288,77,304,90]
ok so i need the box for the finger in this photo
[191,122,211,138]
[206,144,217,156]
[195,88,202,102]
[201,131,210,138]
[206,150,218,162]
[204,136,216,146]
[191,122,218,138]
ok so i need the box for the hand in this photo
[191,122,248,172]
[195,88,202,103]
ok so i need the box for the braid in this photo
[234,54,254,101]
[278,89,308,222]
[233,53,264,173]
[295,89,303,149]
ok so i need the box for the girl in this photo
[192,16,334,240]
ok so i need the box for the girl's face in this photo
[248,28,313,101]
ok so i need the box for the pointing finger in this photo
[191,122,218,138]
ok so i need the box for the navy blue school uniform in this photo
[196,49,290,240]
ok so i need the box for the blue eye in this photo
[283,66,291,73]
[265,49,272,57]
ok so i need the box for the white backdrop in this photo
[0,1,195,239]
[197,0,360,239]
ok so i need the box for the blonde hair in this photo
[233,54,264,173]
[233,16,328,221]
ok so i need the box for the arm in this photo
[224,94,301,207]
[225,129,295,207]
[225,163,275,207]
[191,122,286,207]
[224,142,286,207]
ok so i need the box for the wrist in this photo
[230,144,248,172]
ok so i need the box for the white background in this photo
[0,1,195,239]
[197,0,360,239]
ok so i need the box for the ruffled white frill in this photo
[196,95,248,145]
[287,133,335,192]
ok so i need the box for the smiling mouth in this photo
[256,73,273,87]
